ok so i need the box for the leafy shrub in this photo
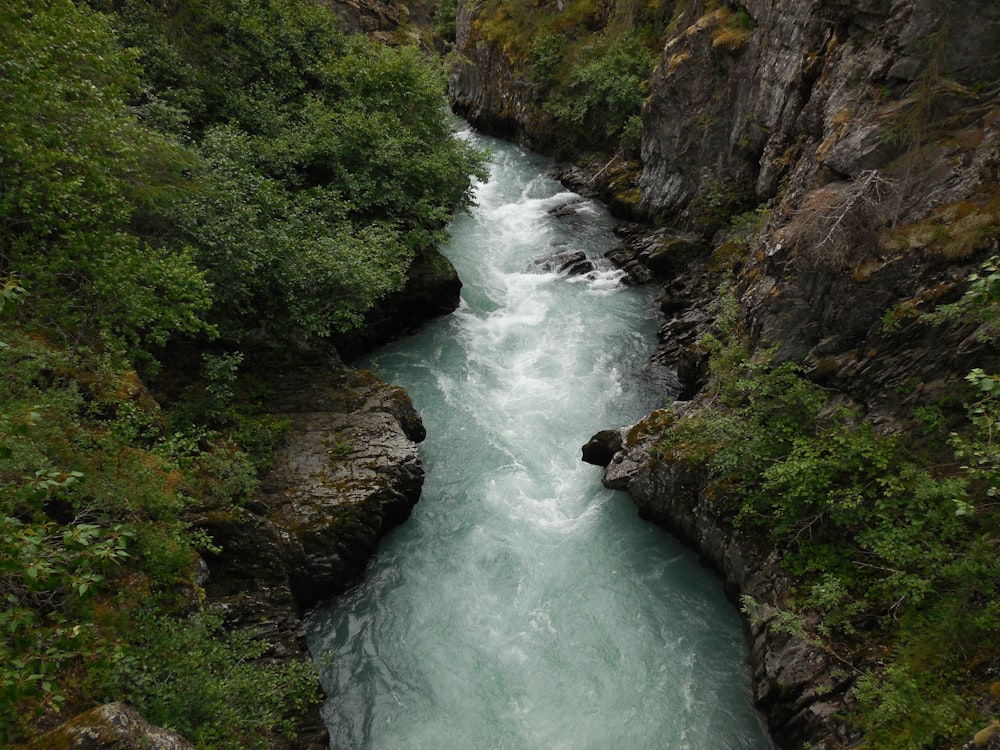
[529,32,566,87]
[99,611,320,749]
[114,1,487,345]
[548,33,655,151]
[0,0,483,743]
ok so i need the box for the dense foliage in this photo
[0,0,484,744]
[651,274,1000,748]
[0,0,213,360]
[467,0,667,154]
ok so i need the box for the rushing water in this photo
[307,133,774,750]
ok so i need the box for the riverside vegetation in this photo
[0,0,484,745]
[652,268,1000,748]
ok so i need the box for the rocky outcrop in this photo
[634,0,1000,420]
[328,0,437,45]
[448,0,557,150]
[639,0,1000,225]
[195,365,426,748]
[201,365,424,608]
[591,409,859,749]
[25,703,194,750]
[332,245,463,361]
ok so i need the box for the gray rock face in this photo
[202,367,424,615]
[640,1,1000,225]
[25,703,194,750]
[599,412,859,749]
[195,365,426,749]
[448,0,558,150]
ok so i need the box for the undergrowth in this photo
[650,269,1000,748]
[0,320,312,747]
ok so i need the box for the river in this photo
[306,132,774,750]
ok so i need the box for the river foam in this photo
[307,132,773,750]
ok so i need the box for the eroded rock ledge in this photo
[195,366,426,748]
[586,411,859,750]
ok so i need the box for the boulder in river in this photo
[529,248,596,277]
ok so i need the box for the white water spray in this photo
[307,133,774,750]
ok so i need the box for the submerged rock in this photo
[529,249,596,277]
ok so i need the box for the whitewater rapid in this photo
[307,132,773,750]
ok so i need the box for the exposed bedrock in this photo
[192,366,426,748]
[25,703,196,750]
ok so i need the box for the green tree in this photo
[105,0,486,345]
[548,33,655,152]
[0,0,213,359]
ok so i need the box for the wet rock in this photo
[581,428,624,467]
[547,198,588,218]
[530,249,595,276]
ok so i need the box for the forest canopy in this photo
[0,0,484,744]
[2,0,486,357]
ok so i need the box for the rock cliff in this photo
[195,365,426,748]
[453,0,1000,747]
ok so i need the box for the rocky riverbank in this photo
[583,406,858,749]
[452,0,1000,746]
[27,365,430,750]
[28,241,461,749]
[198,365,427,748]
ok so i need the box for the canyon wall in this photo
[453,1,1000,747]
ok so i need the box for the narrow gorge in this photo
[12,0,1000,748]
[445,0,1000,748]
[307,131,774,748]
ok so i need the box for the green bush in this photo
[109,0,487,345]
[99,611,320,749]
[548,33,655,151]
[652,284,1000,746]
[0,0,213,361]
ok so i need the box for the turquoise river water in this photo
[306,132,775,750]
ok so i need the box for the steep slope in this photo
[449,1,1000,747]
